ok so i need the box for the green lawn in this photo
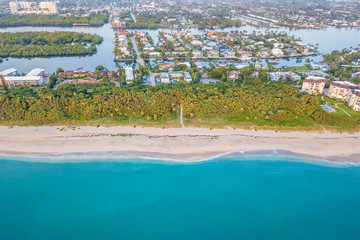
[336,103,360,117]
[319,96,360,117]
[290,65,310,71]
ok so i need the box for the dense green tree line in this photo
[0,14,108,27]
[0,82,358,127]
[0,31,102,57]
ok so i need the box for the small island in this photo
[0,31,103,58]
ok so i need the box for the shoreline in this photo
[0,126,360,165]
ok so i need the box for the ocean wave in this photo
[0,149,358,167]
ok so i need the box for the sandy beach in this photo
[0,126,359,163]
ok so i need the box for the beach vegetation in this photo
[0,82,359,130]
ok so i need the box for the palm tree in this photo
[0,75,8,92]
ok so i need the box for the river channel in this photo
[0,24,359,73]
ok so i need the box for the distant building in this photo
[207,49,219,58]
[328,81,359,101]
[310,62,330,71]
[348,90,360,111]
[190,40,202,46]
[0,68,46,87]
[124,66,134,84]
[194,62,210,71]
[302,76,327,95]
[192,50,203,58]
[10,1,58,15]
[200,73,220,84]
[269,71,301,81]
[297,70,329,78]
[271,48,283,57]
[160,72,170,83]
[227,70,239,81]
[222,49,236,58]
[352,71,360,79]
[0,68,18,77]
[157,62,172,71]
[183,72,192,82]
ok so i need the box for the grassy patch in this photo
[320,96,360,117]
[290,65,310,71]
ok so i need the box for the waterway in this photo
[0,24,359,73]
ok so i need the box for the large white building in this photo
[10,1,58,15]
[124,66,134,84]
[328,81,359,101]
[348,90,360,111]
[302,76,327,95]
[0,68,46,87]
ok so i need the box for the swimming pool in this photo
[321,105,336,112]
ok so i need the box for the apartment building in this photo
[0,68,46,87]
[302,76,327,95]
[328,81,359,101]
[10,1,58,15]
[348,90,360,111]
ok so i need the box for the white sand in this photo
[0,126,359,163]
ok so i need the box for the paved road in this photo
[52,82,61,90]
[111,80,120,87]
[148,72,156,86]
[131,36,145,67]
[131,12,137,23]
[131,35,157,86]
[180,104,185,127]
[335,103,351,116]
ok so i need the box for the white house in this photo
[124,66,134,84]
[160,72,170,83]
[269,71,301,81]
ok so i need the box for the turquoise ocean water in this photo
[0,154,359,240]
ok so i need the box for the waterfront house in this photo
[177,62,191,69]
[352,72,360,79]
[310,62,330,71]
[183,72,192,82]
[302,76,327,95]
[328,81,359,101]
[234,63,250,70]
[124,66,134,85]
[237,50,252,61]
[271,48,284,57]
[297,70,329,78]
[227,70,239,81]
[149,52,161,58]
[207,49,219,58]
[351,59,360,66]
[157,62,173,71]
[269,71,301,81]
[194,62,211,71]
[191,40,202,46]
[140,37,149,43]
[192,50,203,58]
[215,60,228,68]
[200,73,220,84]
[222,49,236,58]
[160,72,170,83]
